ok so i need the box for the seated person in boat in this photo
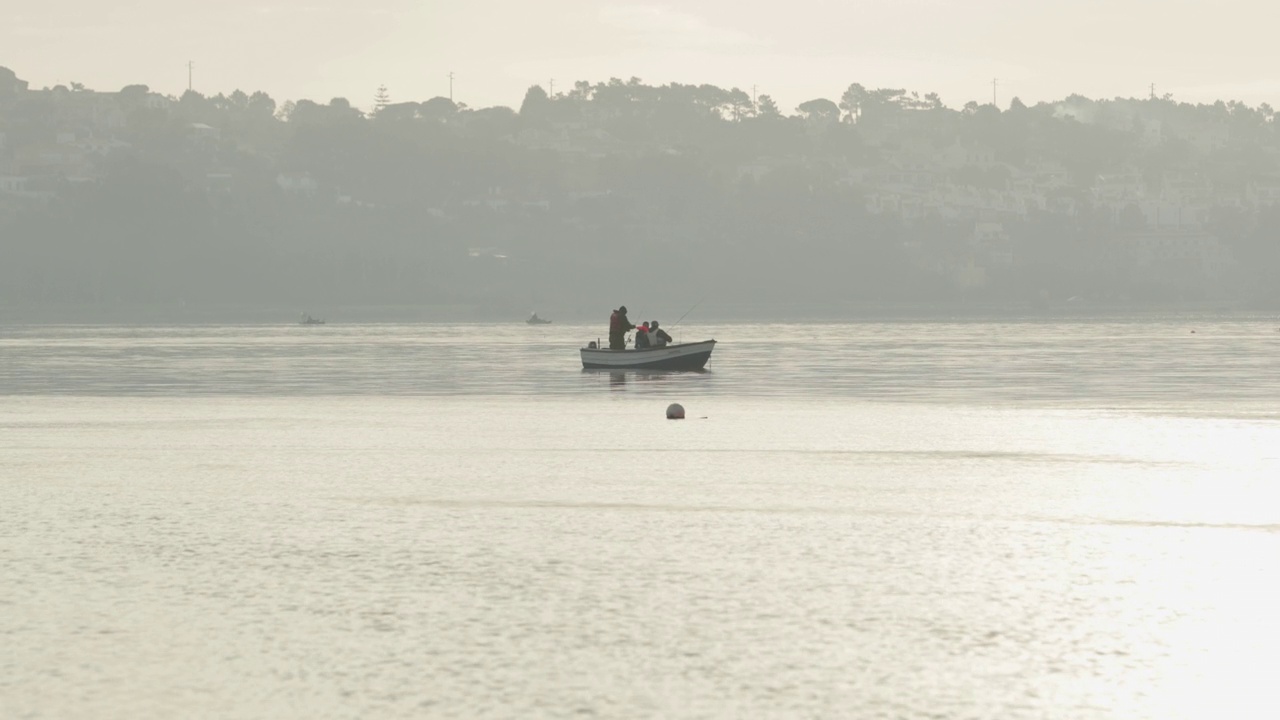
[634,322,652,349]
[649,321,672,347]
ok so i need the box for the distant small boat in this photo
[299,313,325,325]
[581,339,715,370]
[527,313,552,325]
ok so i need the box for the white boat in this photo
[580,339,715,370]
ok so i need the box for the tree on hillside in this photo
[247,91,276,120]
[840,83,868,122]
[117,84,151,110]
[797,98,840,123]
[757,94,781,118]
[420,96,458,122]
[328,97,363,121]
[376,101,420,122]
[286,99,328,123]
[176,89,216,123]
[466,106,519,140]
[519,85,550,118]
[727,87,754,121]
[860,88,908,121]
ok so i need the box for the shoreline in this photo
[0,300,1275,325]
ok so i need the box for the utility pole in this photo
[549,78,555,97]
[991,77,998,107]
[448,71,454,102]
[187,60,194,91]
[752,84,757,106]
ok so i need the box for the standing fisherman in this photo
[609,305,634,350]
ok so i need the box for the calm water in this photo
[3,320,1279,718]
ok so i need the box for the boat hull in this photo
[580,340,715,370]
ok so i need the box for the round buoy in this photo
[666,403,685,420]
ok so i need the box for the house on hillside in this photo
[0,173,55,202]
[1188,122,1229,155]
[1092,170,1146,203]
[14,143,89,179]
[1247,175,1280,206]
[276,171,318,196]
[34,90,129,133]
[952,258,987,290]
[145,93,172,111]
[187,123,220,141]
[971,221,1014,267]
[515,121,619,157]
[75,135,131,156]
[1158,170,1214,204]
[1115,230,1235,288]
[736,156,803,184]
[0,68,29,94]
[467,247,508,260]
[0,175,30,194]
[516,127,570,153]
[877,152,942,191]
[1139,201,1203,229]
[939,138,996,171]
[205,170,234,194]
[1139,118,1163,147]
[1024,158,1073,191]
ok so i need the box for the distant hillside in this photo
[3,67,1280,318]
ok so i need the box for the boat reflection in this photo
[580,368,710,390]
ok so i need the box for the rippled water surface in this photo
[2,320,1279,718]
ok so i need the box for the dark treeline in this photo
[3,65,1280,319]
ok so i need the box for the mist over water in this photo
[3,318,1279,410]
[7,1,1280,713]
[3,319,1279,718]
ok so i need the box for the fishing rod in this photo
[670,297,706,328]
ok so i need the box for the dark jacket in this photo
[610,310,633,336]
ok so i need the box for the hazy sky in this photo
[5,1,1279,112]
